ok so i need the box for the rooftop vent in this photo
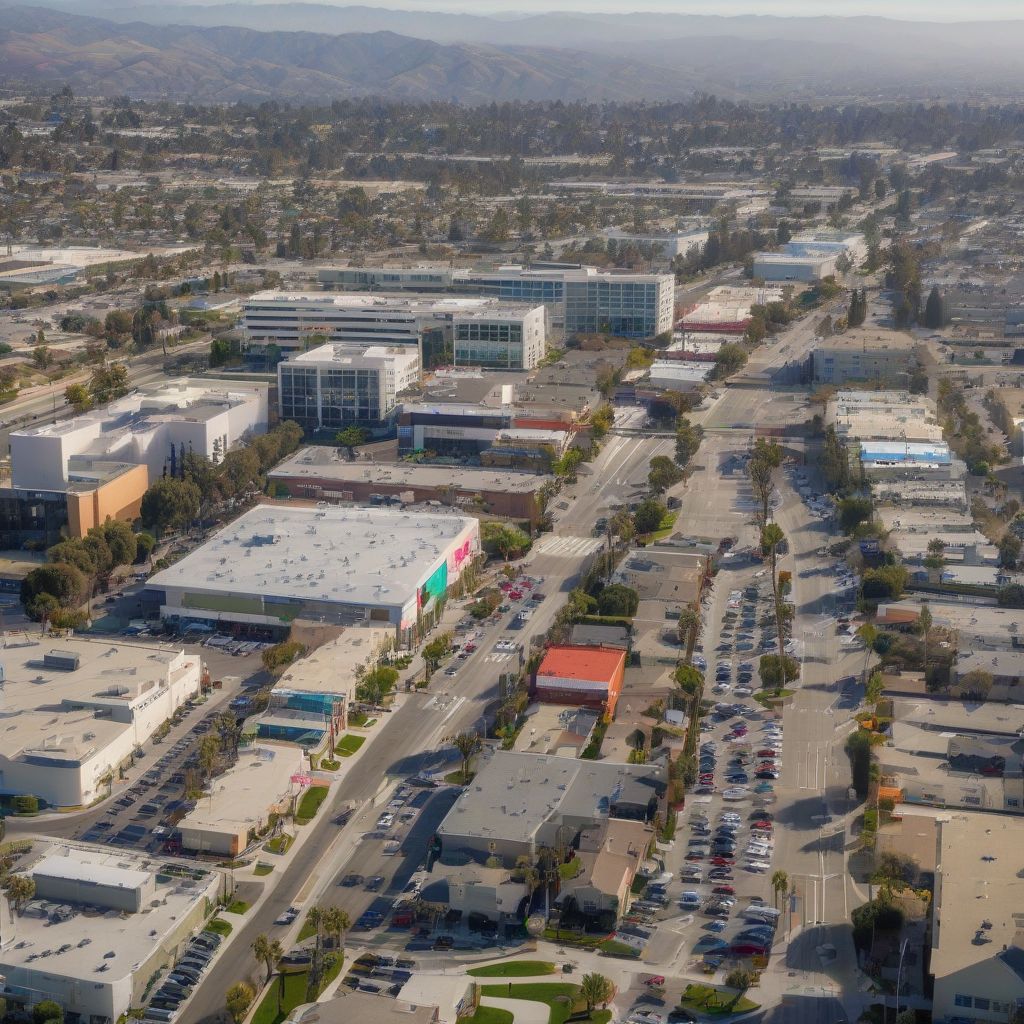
[44,651,80,672]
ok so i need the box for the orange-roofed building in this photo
[534,645,627,716]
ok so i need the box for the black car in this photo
[668,1010,696,1023]
[341,873,365,887]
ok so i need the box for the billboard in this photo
[418,561,448,608]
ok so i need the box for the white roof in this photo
[33,851,150,891]
[149,504,475,609]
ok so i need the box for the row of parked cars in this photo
[144,929,222,1021]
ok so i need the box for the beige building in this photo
[812,332,918,386]
[931,813,1024,1024]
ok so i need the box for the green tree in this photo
[998,532,1021,569]
[761,522,787,664]
[759,654,799,694]
[451,730,482,781]
[596,584,639,616]
[32,345,52,370]
[579,973,614,1012]
[32,1000,62,1024]
[712,342,748,378]
[674,416,704,467]
[821,425,851,493]
[674,663,704,697]
[21,563,87,618]
[422,632,454,679]
[838,497,874,534]
[225,982,255,1024]
[5,874,36,915]
[322,906,351,951]
[724,969,752,1008]
[88,362,129,403]
[335,425,368,459]
[748,457,775,527]
[633,498,667,534]
[771,869,789,908]
[648,454,683,494]
[140,477,200,536]
[64,382,93,413]
[958,668,993,701]
[251,933,283,987]
[676,604,702,663]
[590,403,614,438]
[134,531,156,565]
[923,285,947,329]
[356,665,399,706]
[918,605,933,677]
[481,521,531,560]
[845,730,872,798]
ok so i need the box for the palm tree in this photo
[580,972,614,1012]
[251,933,283,988]
[225,982,255,1024]
[856,623,877,684]
[771,870,789,909]
[451,730,482,783]
[676,603,701,664]
[322,906,351,952]
[918,605,933,679]
[761,523,787,665]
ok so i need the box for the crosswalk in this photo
[484,652,517,664]
[533,535,605,559]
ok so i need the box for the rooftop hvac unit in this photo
[44,650,80,672]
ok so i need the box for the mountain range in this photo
[5,3,1024,103]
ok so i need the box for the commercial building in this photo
[4,379,269,539]
[146,504,480,641]
[268,447,550,524]
[317,264,675,339]
[436,750,665,865]
[858,441,958,480]
[0,636,201,808]
[602,227,710,260]
[534,645,627,716]
[930,814,1024,1023]
[178,743,305,856]
[826,390,944,445]
[0,843,219,1024]
[789,229,868,265]
[277,343,421,431]
[241,291,546,366]
[752,251,838,282]
[811,332,919,386]
[252,627,394,749]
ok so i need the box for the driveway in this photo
[479,996,551,1024]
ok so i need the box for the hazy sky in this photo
[295,0,1024,15]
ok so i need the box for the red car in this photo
[756,748,781,757]
[499,582,513,592]
[731,943,769,957]
[463,642,477,653]
[712,885,735,895]
[751,821,773,831]
[509,590,523,600]
[710,856,735,866]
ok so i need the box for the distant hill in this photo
[7,3,1024,102]
[0,5,706,103]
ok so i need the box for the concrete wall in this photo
[66,463,149,537]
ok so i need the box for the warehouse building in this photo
[534,645,627,716]
[278,343,421,431]
[0,637,201,808]
[0,843,219,1024]
[752,250,838,282]
[146,504,480,641]
[269,447,550,524]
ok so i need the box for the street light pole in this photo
[894,936,909,1020]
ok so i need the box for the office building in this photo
[4,379,269,539]
[603,227,710,260]
[812,332,918,386]
[269,447,550,524]
[752,251,838,282]
[241,291,546,366]
[317,264,675,339]
[0,843,219,1024]
[789,229,868,264]
[278,344,420,431]
[0,637,201,808]
[146,504,480,641]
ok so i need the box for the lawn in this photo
[468,961,556,978]
[597,939,639,958]
[297,911,318,941]
[680,983,759,1016]
[251,953,344,1024]
[479,983,581,1024]
[318,758,340,771]
[335,735,366,757]
[295,785,329,824]
[224,899,250,915]
[444,769,475,785]
[204,918,232,937]
[754,689,793,707]
[541,928,607,949]
[465,1009,514,1024]
[264,834,293,855]
[346,712,377,728]
[254,863,274,876]
[558,857,581,880]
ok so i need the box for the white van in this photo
[743,905,781,921]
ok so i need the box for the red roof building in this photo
[534,645,627,716]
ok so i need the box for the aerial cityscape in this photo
[1,4,1024,1024]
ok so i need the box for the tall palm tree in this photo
[771,870,789,909]
[761,522,787,665]
[676,604,701,664]
[322,906,351,952]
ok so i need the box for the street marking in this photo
[533,535,604,558]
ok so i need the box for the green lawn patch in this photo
[253,863,274,876]
[297,911,318,942]
[335,735,365,757]
[319,758,340,771]
[204,917,232,937]
[444,769,475,785]
[598,939,639,957]
[479,983,581,1024]
[680,983,759,1017]
[224,899,250,915]
[346,712,377,728]
[251,953,344,1024]
[468,961,556,978]
[753,689,793,707]
[295,785,329,824]
[465,1008,514,1024]
[264,834,293,855]
[541,928,607,949]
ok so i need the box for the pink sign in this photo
[290,773,313,786]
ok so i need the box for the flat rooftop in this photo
[879,598,1024,647]
[148,504,474,608]
[270,447,548,494]
[272,627,394,695]
[180,743,302,835]
[0,842,217,985]
[0,636,196,761]
[877,507,976,533]
[818,331,917,352]
[538,645,625,684]
[931,813,1024,985]
[285,344,419,366]
[512,704,600,757]
[893,696,1024,737]
[245,290,535,314]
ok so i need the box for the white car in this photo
[723,788,750,801]
[376,813,395,829]
[747,860,771,872]
[275,906,299,925]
